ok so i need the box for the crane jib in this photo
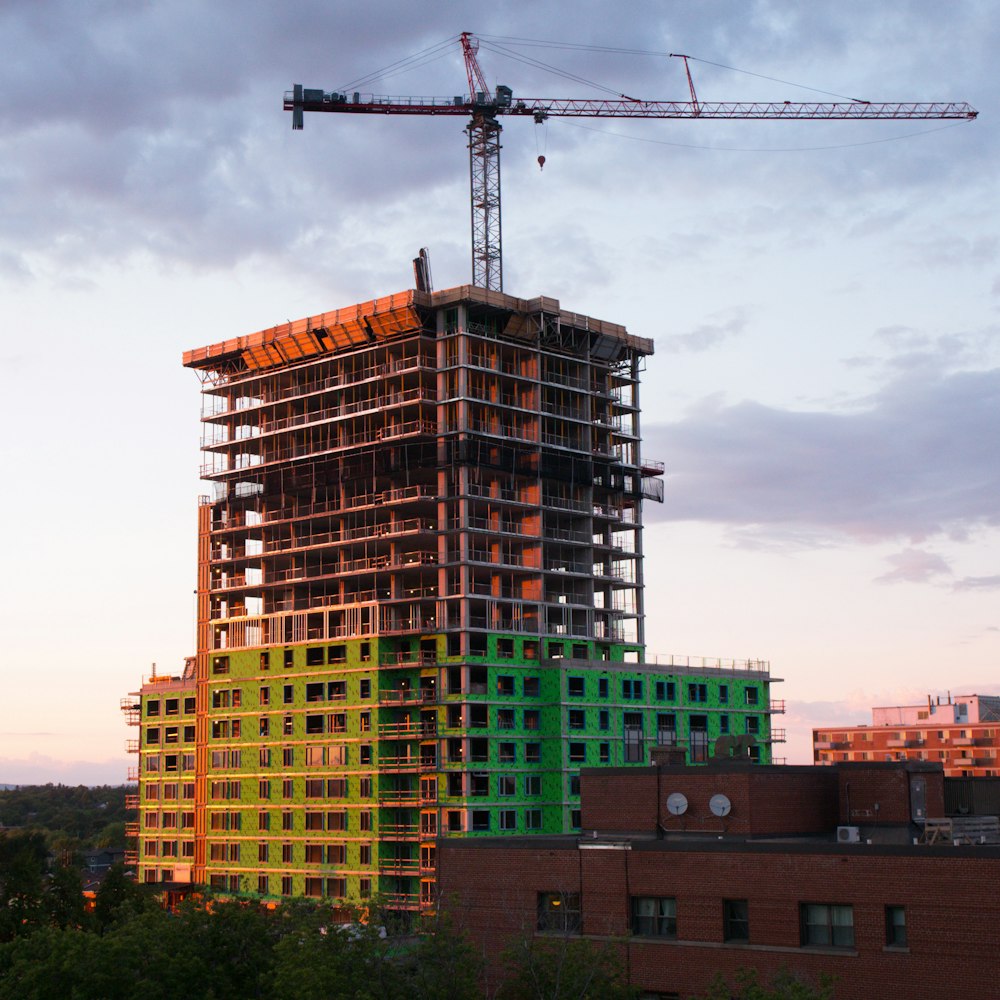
[285,73,978,291]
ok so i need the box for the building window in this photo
[499,742,516,764]
[622,679,643,700]
[525,809,542,830]
[723,899,749,942]
[624,712,643,763]
[569,709,586,730]
[719,714,730,735]
[598,709,610,731]
[599,742,610,763]
[472,810,490,831]
[499,810,517,831]
[746,716,760,736]
[359,678,371,699]
[885,906,907,948]
[524,676,540,697]
[498,775,516,797]
[497,709,515,729]
[655,680,675,701]
[569,743,586,763]
[800,904,854,948]
[632,896,676,938]
[281,876,293,896]
[525,774,541,796]
[598,678,609,698]
[538,892,581,933]
[568,676,585,697]
[524,710,540,731]
[745,687,759,706]
[525,742,541,763]
[687,683,707,703]
[257,875,269,895]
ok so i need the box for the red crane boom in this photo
[286,32,977,291]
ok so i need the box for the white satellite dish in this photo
[666,792,688,816]
[709,793,732,817]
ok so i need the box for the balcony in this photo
[766,728,787,743]
[770,700,786,714]
[125,739,139,754]
[124,822,140,838]
[379,824,420,841]
[125,794,140,809]
[381,892,420,911]
[378,720,437,739]
[378,689,438,707]
[120,699,141,725]
[379,858,421,875]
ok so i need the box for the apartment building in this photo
[814,694,1000,777]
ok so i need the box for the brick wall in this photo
[440,836,1000,1000]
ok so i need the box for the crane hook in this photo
[537,154,546,171]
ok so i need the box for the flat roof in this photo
[183,285,652,377]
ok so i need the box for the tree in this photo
[701,968,836,1000]
[93,864,151,933]
[496,934,638,1000]
[0,831,48,941]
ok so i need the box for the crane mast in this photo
[286,33,977,292]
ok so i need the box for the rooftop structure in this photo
[125,284,783,909]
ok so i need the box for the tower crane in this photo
[285,32,977,292]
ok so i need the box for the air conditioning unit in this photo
[837,825,861,844]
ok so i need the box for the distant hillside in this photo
[0,784,130,849]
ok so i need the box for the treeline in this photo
[0,784,129,852]
[0,828,831,999]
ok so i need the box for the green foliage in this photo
[0,893,484,1000]
[700,967,836,1000]
[0,784,130,851]
[0,830,48,941]
[496,935,638,1000]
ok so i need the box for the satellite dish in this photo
[709,793,732,818]
[666,792,688,816]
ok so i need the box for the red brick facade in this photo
[439,762,997,1000]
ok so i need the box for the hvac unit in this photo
[837,825,861,844]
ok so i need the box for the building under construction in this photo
[124,284,782,909]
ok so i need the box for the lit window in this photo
[538,892,581,933]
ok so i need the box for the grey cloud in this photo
[660,309,749,354]
[0,0,995,279]
[953,575,1000,592]
[875,548,952,585]
[644,365,1000,544]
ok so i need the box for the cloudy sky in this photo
[1,1,996,782]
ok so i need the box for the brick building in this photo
[439,760,1000,1000]
[814,693,1000,777]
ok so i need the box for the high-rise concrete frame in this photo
[124,285,782,910]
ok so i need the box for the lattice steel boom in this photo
[286,32,977,291]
